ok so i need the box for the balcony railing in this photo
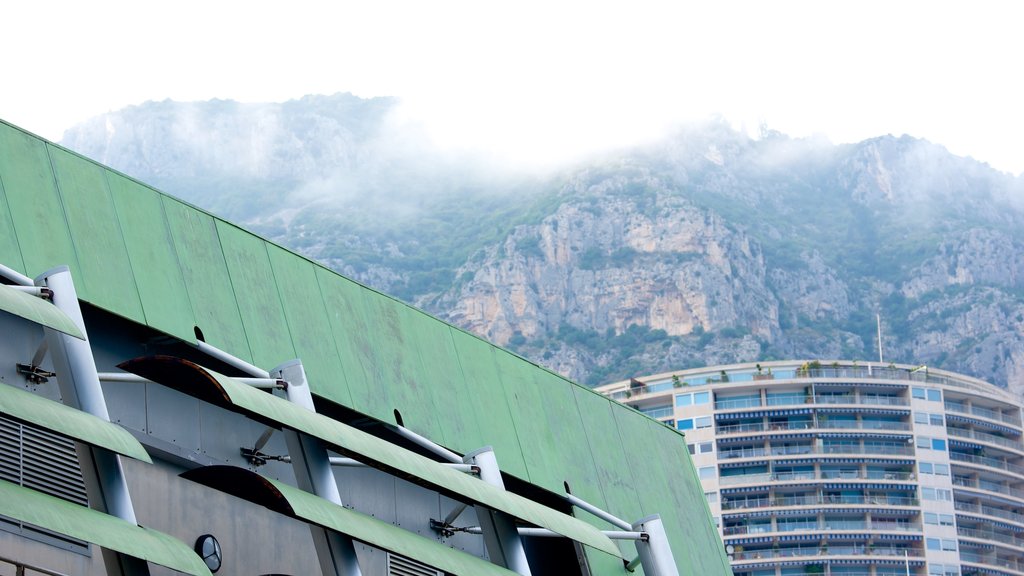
[947,426,1024,451]
[637,405,674,419]
[720,470,914,486]
[722,494,918,510]
[949,451,1024,476]
[958,525,1024,549]
[959,551,1024,573]
[952,475,1024,501]
[955,500,1024,525]
[732,545,922,562]
[819,420,911,431]
[945,401,1022,427]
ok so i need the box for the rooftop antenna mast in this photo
[876,313,884,363]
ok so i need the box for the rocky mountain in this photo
[60,94,1024,392]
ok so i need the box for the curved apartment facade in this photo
[598,361,1024,576]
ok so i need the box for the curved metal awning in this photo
[183,466,518,576]
[0,478,210,575]
[119,355,621,559]
[0,383,151,462]
[0,284,84,339]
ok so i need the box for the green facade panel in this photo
[0,284,84,338]
[313,266,373,411]
[107,172,197,341]
[48,146,145,322]
[0,479,211,575]
[0,382,151,462]
[0,122,79,280]
[267,244,353,404]
[0,171,26,274]
[449,331,528,479]
[216,222,297,370]
[162,196,251,359]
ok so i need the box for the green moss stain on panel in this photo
[216,222,296,370]
[645,420,731,576]
[572,387,642,564]
[495,350,599,496]
[0,122,79,278]
[315,268,379,412]
[448,330,527,479]
[0,169,26,274]
[398,315,472,450]
[162,197,251,362]
[48,146,144,322]
[267,244,351,405]
[106,172,196,342]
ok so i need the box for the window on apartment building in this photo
[700,441,713,453]
[929,413,944,425]
[914,412,929,424]
[698,466,716,480]
[926,538,940,551]
[705,491,718,504]
[919,462,933,474]
[912,388,926,400]
[917,437,930,449]
[678,419,693,431]
[676,394,692,407]
[931,439,946,451]
[695,416,713,429]
[933,463,949,475]
[694,391,711,405]
[941,539,956,551]
[927,389,942,402]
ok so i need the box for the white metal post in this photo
[35,266,149,576]
[273,359,362,576]
[631,515,680,576]
[463,447,533,575]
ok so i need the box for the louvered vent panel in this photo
[387,553,443,576]
[0,415,89,505]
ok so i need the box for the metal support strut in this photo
[274,359,362,576]
[463,447,533,576]
[35,266,150,576]
[629,515,679,576]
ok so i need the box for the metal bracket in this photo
[429,519,457,538]
[16,363,55,385]
[239,447,268,467]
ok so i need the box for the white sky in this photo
[2,0,1022,173]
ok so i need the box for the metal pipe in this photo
[464,447,533,575]
[194,340,271,378]
[275,455,476,473]
[563,492,633,531]
[455,527,644,540]
[98,372,284,389]
[624,555,642,572]
[631,514,679,576]
[392,424,462,464]
[36,266,150,576]
[0,263,33,286]
[275,360,362,576]
[8,285,47,296]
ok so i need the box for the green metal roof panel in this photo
[119,355,622,559]
[162,196,251,357]
[48,145,146,323]
[266,243,352,405]
[448,331,529,479]
[216,221,297,369]
[0,382,151,462]
[0,478,210,575]
[0,172,27,274]
[183,466,519,576]
[0,122,80,280]
[0,284,85,339]
[106,172,197,342]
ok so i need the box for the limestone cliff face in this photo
[59,96,1024,390]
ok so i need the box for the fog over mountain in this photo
[62,93,1024,392]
